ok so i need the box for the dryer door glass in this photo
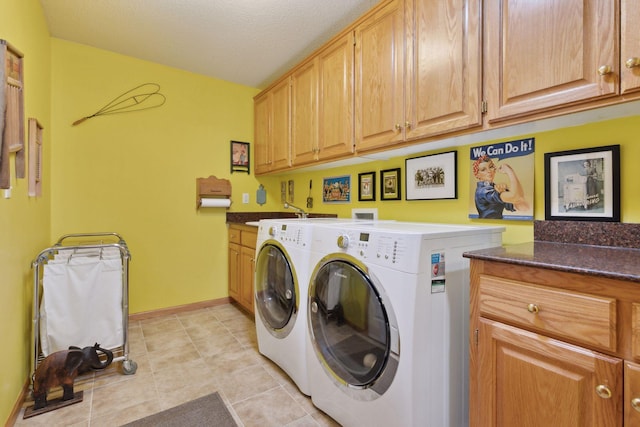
[309,259,392,389]
[255,244,296,331]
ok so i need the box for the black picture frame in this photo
[405,151,457,200]
[358,171,376,201]
[544,145,620,222]
[230,140,250,174]
[380,168,401,200]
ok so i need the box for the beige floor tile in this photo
[232,386,308,427]
[13,303,340,427]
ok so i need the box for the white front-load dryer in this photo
[254,218,315,395]
[254,218,381,396]
[306,221,504,426]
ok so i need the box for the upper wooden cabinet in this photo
[254,78,291,174]
[484,0,618,123]
[621,0,640,95]
[291,33,355,167]
[354,0,406,152]
[404,0,482,140]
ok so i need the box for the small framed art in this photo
[405,151,457,200]
[323,175,351,203]
[380,168,401,200]
[230,140,250,174]
[544,145,620,221]
[358,171,376,201]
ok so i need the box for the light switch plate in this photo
[242,193,249,204]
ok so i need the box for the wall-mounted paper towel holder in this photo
[196,175,232,209]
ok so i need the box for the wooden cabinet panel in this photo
[317,33,355,160]
[621,0,640,94]
[354,0,405,152]
[240,246,255,314]
[405,0,481,139]
[291,59,318,166]
[228,242,240,302]
[479,319,622,427]
[254,78,291,174]
[484,0,618,122]
[625,362,640,425]
[479,274,617,352]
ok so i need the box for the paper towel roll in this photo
[200,198,231,208]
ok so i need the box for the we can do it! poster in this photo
[468,138,535,220]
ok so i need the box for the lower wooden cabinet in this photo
[228,224,256,315]
[469,259,640,427]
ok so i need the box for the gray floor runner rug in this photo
[121,392,237,427]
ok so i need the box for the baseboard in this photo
[7,378,31,427]
[128,297,232,321]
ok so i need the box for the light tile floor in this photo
[14,304,339,427]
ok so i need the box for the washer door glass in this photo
[255,243,297,334]
[309,259,392,389]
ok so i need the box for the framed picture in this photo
[358,171,376,201]
[230,140,250,174]
[544,145,620,221]
[405,151,457,200]
[323,175,351,203]
[380,168,401,200]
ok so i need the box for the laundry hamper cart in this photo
[30,232,137,387]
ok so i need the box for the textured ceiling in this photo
[39,0,379,89]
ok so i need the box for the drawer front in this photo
[479,274,616,352]
[228,227,241,244]
[241,230,257,249]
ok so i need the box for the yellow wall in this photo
[50,39,261,314]
[3,2,640,423]
[257,115,640,245]
[0,0,51,422]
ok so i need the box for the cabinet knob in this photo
[527,303,540,314]
[405,121,412,130]
[632,398,640,413]
[595,384,612,399]
[597,65,612,76]
[626,57,640,69]
[395,123,402,131]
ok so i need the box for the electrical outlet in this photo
[3,188,11,199]
[242,193,249,204]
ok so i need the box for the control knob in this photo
[268,226,278,237]
[337,234,350,249]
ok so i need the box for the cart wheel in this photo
[122,359,138,375]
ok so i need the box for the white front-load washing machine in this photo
[254,218,382,396]
[306,221,504,426]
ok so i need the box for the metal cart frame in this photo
[30,232,137,387]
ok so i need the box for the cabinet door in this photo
[621,0,640,94]
[270,78,291,171]
[484,0,618,122]
[405,0,481,140]
[354,0,405,152]
[291,58,318,166]
[625,362,640,425]
[477,319,622,427]
[318,33,355,160]
[254,93,271,175]
[228,242,241,302]
[240,246,255,314]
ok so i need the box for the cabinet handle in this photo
[632,398,640,413]
[527,303,540,314]
[395,123,402,131]
[595,384,612,399]
[405,121,411,130]
[597,65,612,76]
[626,57,640,69]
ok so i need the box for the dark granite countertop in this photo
[464,241,640,282]
[226,211,337,224]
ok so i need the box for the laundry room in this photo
[3,0,640,426]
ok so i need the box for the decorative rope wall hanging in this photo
[72,83,166,126]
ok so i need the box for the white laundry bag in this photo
[40,252,124,356]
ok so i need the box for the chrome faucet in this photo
[284,202,308,219]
